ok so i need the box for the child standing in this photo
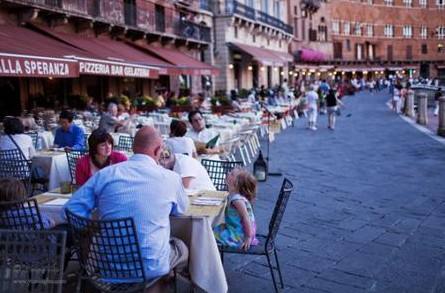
[213,169,259,250]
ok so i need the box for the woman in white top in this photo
[0,117,36,160]
[165,119,197,158]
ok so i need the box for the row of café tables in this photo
[24,101,297,292]
[35,188,229,293]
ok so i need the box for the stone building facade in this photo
[289,0,445,79]
[212,0,294,93]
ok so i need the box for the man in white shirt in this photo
[160,147,216,191]
[305,85,319,130]
[186,110,223,158]
[65,126,189,282]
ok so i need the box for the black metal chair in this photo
[219,178,294,293]
[200,159,243,191]
[116,136,134,152]
[0,149,34,195]
[0,198,44,230]
[65,209,160,293]
[65,149,88,185]
[0,229,67,293]
[26,131,39,149]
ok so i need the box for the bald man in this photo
[65,126,189,281]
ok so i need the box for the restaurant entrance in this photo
[0,77,20,119]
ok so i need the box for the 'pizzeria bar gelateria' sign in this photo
[78,59,159,79]
[0,54,78,77]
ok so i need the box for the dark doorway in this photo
[234,63,241,90]
[252,64,259,88]
[267,66,272,88]
[420,63,430,78]
[0,77,21,119]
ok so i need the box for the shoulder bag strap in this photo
[7,134,29,161]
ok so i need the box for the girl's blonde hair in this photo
[0,178,27,202]
[233,170,257,202]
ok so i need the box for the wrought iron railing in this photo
[225,0,292,34]
[177,19,211,42]
[8,0,88,14]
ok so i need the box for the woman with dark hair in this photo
[0,117,36,159]
[165,119,197,157]
[75,128,127,186]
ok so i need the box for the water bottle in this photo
[36,136,43,151]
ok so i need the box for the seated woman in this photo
[0,117,36,159]
[165,119,197,158]
[0,177,54,229]
[75,128,128,186]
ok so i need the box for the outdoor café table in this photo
[35,189,229,293]
[32,150,71,190]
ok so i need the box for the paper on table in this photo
[191,197,223,206]
[41,198,69,206]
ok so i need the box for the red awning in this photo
[30,24,161,79]
[137,44,219,76]
[298,48,325,62]
[0,25,79,78]
[230,42,289,66]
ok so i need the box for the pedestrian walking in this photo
[392,83,402,114]
[305,85,319,130]
[326,89,344,130]
[434,88,442,116]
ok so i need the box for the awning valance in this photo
[133,44,219,76]
[229,42,291,67]
[0,25,80,78]
[296,48,325,62]
[30,24,160,79]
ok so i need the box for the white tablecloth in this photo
[32,151,71,190]
[38,131,54,150]
[38,193,228,293]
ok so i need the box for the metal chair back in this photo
[26,131,39,148]
[0,149,33,194]
[267,178,294,244]
[200,159,243,191]
[0,198,44,230]
[65,209,147,290]
[116,136,134,152]
[65,149,88,184]
[0,229,66,293]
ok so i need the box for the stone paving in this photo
[224,90,445,292]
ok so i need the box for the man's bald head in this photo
[133,126,163,161]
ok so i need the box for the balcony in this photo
[199,0,211,12]
[225,0,292,34]
[176,19,211,42]
[6,0,88,15]
[300,0,321,14]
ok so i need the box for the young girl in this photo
[213,169,259,250]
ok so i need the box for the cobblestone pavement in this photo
[224,90,445,292]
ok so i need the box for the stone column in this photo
[416,93,428,126]
[438,96,445,137]
[404,91,415,118]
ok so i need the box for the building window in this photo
[406,45,413,59]
[318,25,327,41]
[262,0,269,14]
[124,0,137,26]
[234,26,238,38]
[245,0,254,7]
[356,44,364,60]
[384,24,394,37]
[333,42,343,59]
[403,0,413,7]
[384,0,394,6]
[354,23,361,36]
[437,0,445,9]
[438,43,445,53]
[420,26,428,39]
[403,25,413,38]
[332,21,340,34]
[346,39,351,51]
[421,44,428,54]
[252,33,256,42]
[387,45,393,60]
[367,24,373,37]
[437,26,445,39]
[419,0,427,7]
[155,5,165,32]
[273,1,280,17]
[344,22,350,35]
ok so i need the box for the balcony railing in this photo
[9,0,88,14]
[199,0,211,11]
[176,19,211,42]
[257,10,293,34]
[226,1,292,34]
